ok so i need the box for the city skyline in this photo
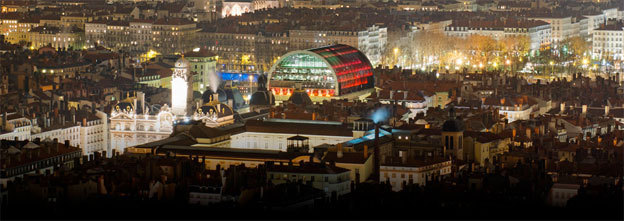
[1,0,623,220]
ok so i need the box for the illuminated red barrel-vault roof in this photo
[268,44,375,97]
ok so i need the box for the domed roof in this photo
[197,103,234,118]
[223,86,246,109]
[257,74,268,90]
[442,106,464,132]
[114,101,134,113]
[175,56,190,68]
[202,88,227,104]
[442,118,464,132]
[288,89,313,106]
[250,90,275,106]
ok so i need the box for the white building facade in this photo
[381,159,452,191]
[444,20,551,51]
[109,97,174,157]
[288,25,388,66]
[592,24,624,61]
[1,111,108,156]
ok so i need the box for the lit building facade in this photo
[288,25,387,66]
[381,158,452,191]
[529,16,581,43]
[185,49,219,92]
[85,19,153,55]
[109,56,228,156]
[266,162,352,197]
[152,18,198,55]
[592,24,624,61]
[27,25,85,50]
[268,44,375,103]
[109,92,175,157]
[0,111,108,157]
[444,19,551,51]
[221,0,280,17]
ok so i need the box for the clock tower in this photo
[171,56,193,116]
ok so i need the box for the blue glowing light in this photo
[218,72,257,82]
[370,107,391,124]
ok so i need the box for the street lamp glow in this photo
[393,48,399,54]
[582,58,589,65]
[493,62,498,68]
[479,63,483,68]
[456,58,463,66]
[549,61,554,65]
[505,59,511,65]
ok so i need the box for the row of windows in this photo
[382,167,451,179]
[6,151,80,177]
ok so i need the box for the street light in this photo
[393,47,399,67]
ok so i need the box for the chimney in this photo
[45,142,51,154]
[582,104,587,114]
[337,143,343,159]
[363,145,368,159]
[560,102,565,113]
[83,118,87,127]
[133,98,137,114]
[141,92,146,113]
[605,106,609,116]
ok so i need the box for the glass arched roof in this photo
[268,44,374,97]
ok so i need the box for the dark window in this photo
[450,137,454,150]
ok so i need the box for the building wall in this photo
[592,29,624,61]
[267,170,351,196]
[187,55,218,92]
[27,30,85,50]
[335,153,374,183]
[498,106,532,122]
[31,126,82,148]
[441,131,463,160]
[381,160,452,191]
[548,185,579,207]
[109,111,174,156]
[152,23,197,55]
